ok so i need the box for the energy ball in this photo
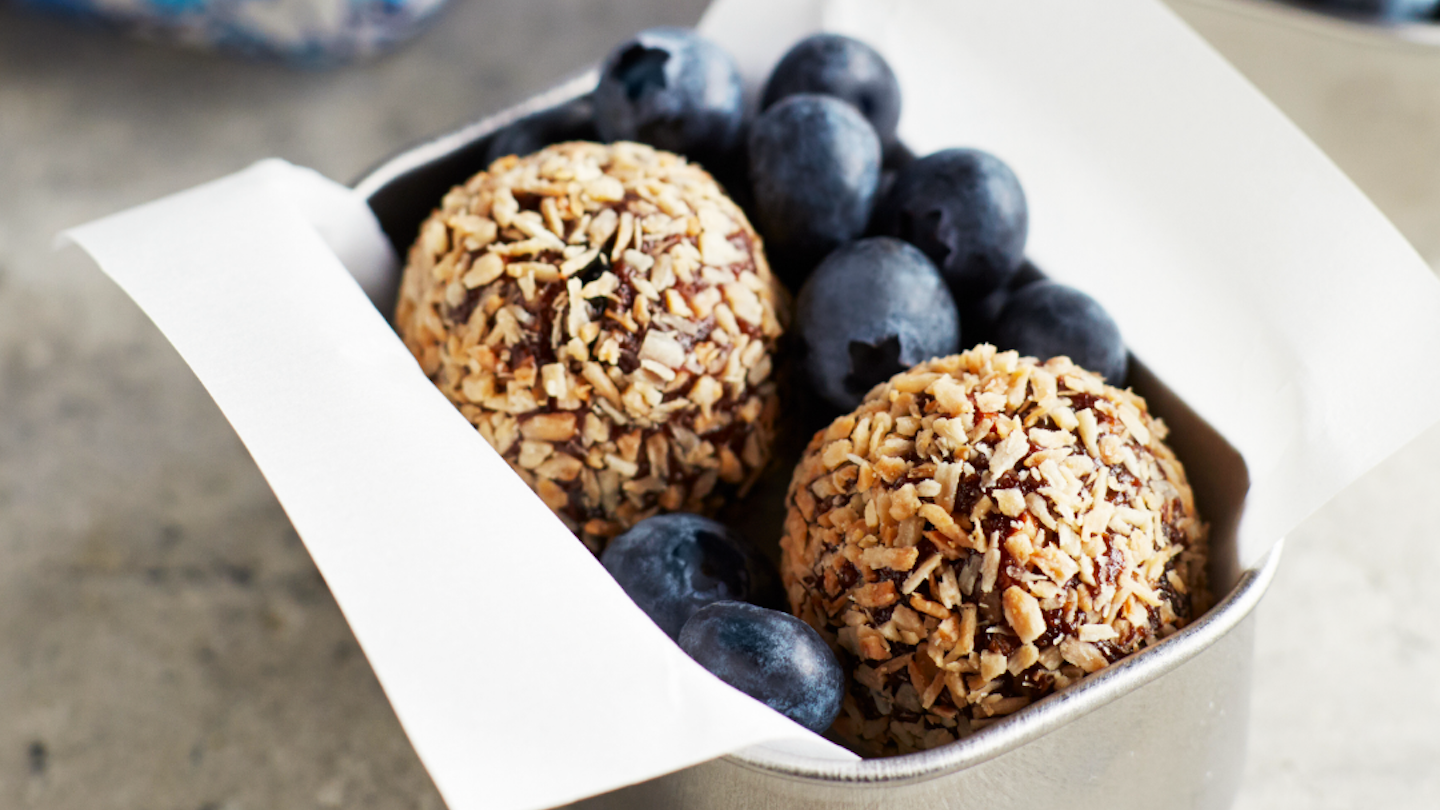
[780,346,1208,755]
[395,141,786,553]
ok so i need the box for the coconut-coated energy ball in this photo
[780,346,1208,755]
[395,141,786,553]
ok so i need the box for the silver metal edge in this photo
[352,69,601,201]
[727,538,1284,785]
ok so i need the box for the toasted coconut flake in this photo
[521,413,576,443]
[1060,637,1109,673]
[1003,586,1046,644]
[463,252,506,288]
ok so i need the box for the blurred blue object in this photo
[1302,0,1440,21]
[15,0,450,64]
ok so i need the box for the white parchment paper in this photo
[63,1,1440,809]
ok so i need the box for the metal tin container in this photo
[355,76,1282,810]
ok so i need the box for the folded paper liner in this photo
[62,1,1440,809]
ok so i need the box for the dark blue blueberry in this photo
[761,33,903,146]
[749,95,882,285]
[483,95,599,166]
[882,140,916,173]
[593,27,744,159]
[678,601,844,734]
[962,259,1045,349]
[875,148,1028,300]
[601,513,782,641]
[870,145,917,238]
[992,280,1128,386]
[1305,0,1439,21]
[796,237,961,412]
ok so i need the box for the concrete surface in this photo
[1,1,1438,808]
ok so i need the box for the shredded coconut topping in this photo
[780,346,1209,755]
[395,141,786,552]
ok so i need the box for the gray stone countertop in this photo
[1,1,1436,807]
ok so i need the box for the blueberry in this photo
[962,259,1045,348]
[875,148,1028,300]
[796,237,961,412]
[761,33,902,146]
[601,513,783,641]
[883,140,916,173]
[992,280,1128,386]
[679,601,844,734]
[484,95,598,166]
[593,27,744,159]
[870,145,917,237]
[749,95,882,285]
